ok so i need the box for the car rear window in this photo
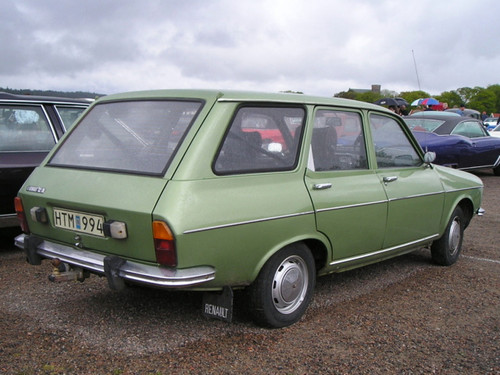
[49,100,202,175]
[404,118,445,132]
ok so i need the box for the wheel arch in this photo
[248,234,330,285]
[456,197,474,229]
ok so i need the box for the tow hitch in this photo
[48,259,89,282]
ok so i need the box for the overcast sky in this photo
[2,0,499,97]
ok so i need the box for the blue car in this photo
[405,114,500,176]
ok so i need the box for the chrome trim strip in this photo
[329,234,439,267]
[0,98,89,106]
[461,156,500,170]
[316,200,386,213]
[388,191,443,202]
[15,234,215,288]
[183,211,314,234]
[445,186,483,193]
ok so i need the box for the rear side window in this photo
[451,121,488,138]
[310,109,368,171]
[369,114,421,168]
[55,105,87,130]
[49,100,202,175]
[213,106,305,174]
[0,105,55,151]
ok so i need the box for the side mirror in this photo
[424,151,436,164]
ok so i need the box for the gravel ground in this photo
[0,170,499,375]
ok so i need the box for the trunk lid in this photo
[20,166,167,263]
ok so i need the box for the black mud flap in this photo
[202,286,233,323]
[103,256,126,291]
[24,236,43,265]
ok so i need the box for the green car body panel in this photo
[15,89,484,294]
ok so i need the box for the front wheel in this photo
[248,243,316,328]
[431,206,465,266]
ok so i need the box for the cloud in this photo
[1,0,500,97]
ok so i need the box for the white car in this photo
[483,117,499,130]
[489,124,500,138]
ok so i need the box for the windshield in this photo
[49,100,202,175]
[404,118,445,132]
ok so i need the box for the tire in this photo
[493,166,500,176]
[431,206,465,266]
[247,243,316,328]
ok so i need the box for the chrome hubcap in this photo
[448,217,461,256]
[272,255,308,314]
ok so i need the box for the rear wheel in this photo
[431,206,465,266]
[493,166,500,176]
[248,243,316,328]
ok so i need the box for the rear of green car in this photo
[15,91,223,287]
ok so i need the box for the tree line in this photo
[0,87,102,100]
[334,84,500,115]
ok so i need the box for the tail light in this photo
[14,197,30,234]
[152,221,177,267]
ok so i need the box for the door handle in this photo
[383,176,398,184]
[313,183,332,190]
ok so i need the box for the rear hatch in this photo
[21,167,167,263]
[19,97,206,263]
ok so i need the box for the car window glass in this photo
[452,121,487,138]
[214,106,305,174]
[369,114,421,168]
[0,105,55,151]
[309,109,367,171]
[404,118,445,132]
[55,106,87,130]
[49,100,202,175]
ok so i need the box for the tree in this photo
[436,91,462,108]
[356,91,383,104]
[456,87,481,105]
[468,88,497,114]
[486,84,500,113]
[334,90,357,100]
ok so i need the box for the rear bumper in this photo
[0,213,19,228]
[15,234,216,288]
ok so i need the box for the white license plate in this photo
[53,208,104,237]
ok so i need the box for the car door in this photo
[305,108,388,262]
[451,120,500,168]
[369,113,445,248]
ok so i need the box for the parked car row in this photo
[14,90,483,327]
[404,114,500,176]
[0,92,91,228]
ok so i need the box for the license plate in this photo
[53,208,105,237]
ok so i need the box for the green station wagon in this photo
[15,90,484,327]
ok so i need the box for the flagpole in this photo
[412,49,421,91]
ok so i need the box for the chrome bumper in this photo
[15,234,216,288]
[0,213,19,228]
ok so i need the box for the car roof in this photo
[406,114,482,135]
[0,92,92,105]
[98,89,390,112]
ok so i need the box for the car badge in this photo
[26,186,46,194]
